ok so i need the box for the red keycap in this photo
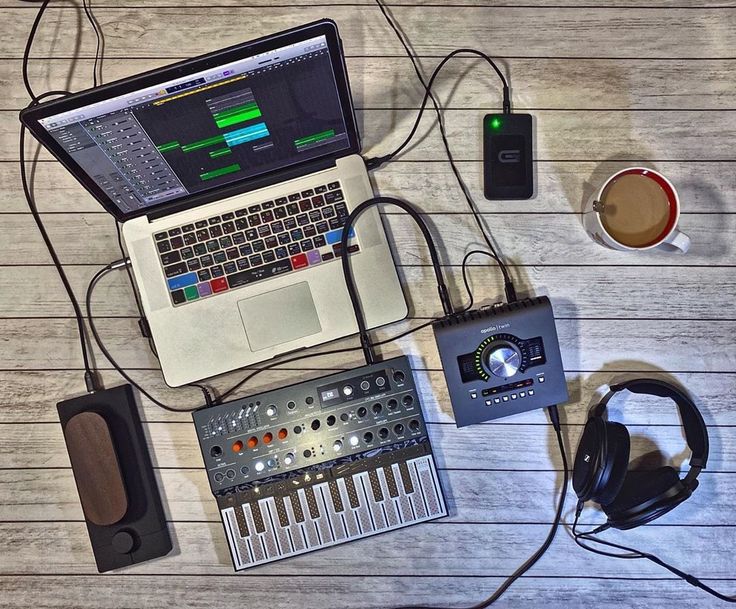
[210,277,229,293]
[291,253,309,269]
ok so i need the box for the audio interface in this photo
[192,356,447,570]
[433,296,568,426]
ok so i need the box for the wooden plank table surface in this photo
[1,0,735,607]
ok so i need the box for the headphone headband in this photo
[592,378,709,477]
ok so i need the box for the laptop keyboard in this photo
[154,181,359,306]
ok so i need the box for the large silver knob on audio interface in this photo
[485,343,521,378]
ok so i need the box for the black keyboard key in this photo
[235,208,249,218]
[252,239,265,253]
[275,197,288,206]
[224,261,237,274]
[284,217,297,230]
[257,225,271,238]
[222,221,235,234]
[187,259,201,272]
[322,205,335,219]
[398,462,414,494]
[235,218,248,231]
[290,228,304,242]
[325,190,344,204]
[250,502,266,534]
[383,466,399,498]
[193,243,207,256]
[274,495,291,528]
[196,229,210,242]
[164,262,187,277]
[262,200,275,209]
[160,251,181,266]
[286,203,299,216]
[275,246,288,259]
[322,252,334,262]
[206,240,219,252]
[274,207,287,220]
[236,257,250,271]
[288,193,301,202]
[222,212,234,221]
[344,476,360,509]
[313,235,326,248]
[171,289,186,304]
[348,244,360,254]
[270,221,284,234]
[195,220,208,229]
[289,491,305,522]
[200,254,214,267]
[245,228,258,241]
[228,259,292,289]
[226,247,239,260]
[262,250,276,263]
[180,247,194,260]
[249,254,263,267]
[309,210,322,223]
[335,202,349,220]
[182,223,195,233]
[304,225,317,238]
[183,232,197,246]
[311,194,325,207]
[328,181,340,190]
[154,232,168,241]
[288,243,301,256]
[248,214,261,227]
[329,480,344,513]
[248,204,262,214]
[315,184,327,194]
[198,268,212,282]
[213,251,227,264]
[278,233,291,245]
[299,199,312,212]
[208,216,221,225]
[261,210,274,223]
[239,244,253,257]
[219,236,233,249]
[265,236,278,250]
[300,238,314,252]
[296,214,309,227]
[304,486,320,519]
[168,227,181,237]
[329,217,341,230]
[301,189,314,198]
[316,221,329,233]
[209,225,223,238]
[211,265,224,278]
[157,240,171,253]
[333,243,342,256]
[368,470,384,502]
[232,232,246,245]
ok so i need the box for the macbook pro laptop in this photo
[21,19,407,387]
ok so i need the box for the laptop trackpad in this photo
[238,282,322,352]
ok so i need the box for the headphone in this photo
[572,378,709,530]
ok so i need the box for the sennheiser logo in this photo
[584,454,591,463]
[498,149,521,163]
[480,322,511,334]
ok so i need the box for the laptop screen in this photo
[34,32,352,216]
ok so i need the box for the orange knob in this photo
[278,428,288,440]
[232,440,244,453]
[246,436,258,449]
[263,432,273,444]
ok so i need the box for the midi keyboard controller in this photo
[193,355,447,570]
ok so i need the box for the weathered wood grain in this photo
[3,161,735,214]
[3,6,735,59]
[0,575,730,609]
[5,57,736,111]
[1,317,734,373]
[1,212,733,267]
[2,370,734,426]
[3,264,735,321]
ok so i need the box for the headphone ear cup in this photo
[592,421,631,506]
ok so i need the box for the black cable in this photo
[339,196,454,365]
[572,508,736,602]
[369,0,517,304]
[81,0,102,87]
[460,249,514,311]
[391,405,568,609]
[22,0,52,101]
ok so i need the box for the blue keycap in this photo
[325,226,355,245]
[167,272,198,291]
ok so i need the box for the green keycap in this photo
[184,285,199,301]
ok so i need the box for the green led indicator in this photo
[490,116,502,130]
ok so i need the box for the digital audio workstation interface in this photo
[39,36,351,213]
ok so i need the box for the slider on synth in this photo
[193,356,447,570]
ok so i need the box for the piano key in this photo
[273,495,291,528]
[392,463,416,522]
[413,455,446,517]
[376,468,401,527]
[295,489,321,547]
[282,493,307,553]
[405,459,428,519]
[328,480,345,512]
[383,465,400,499]
[232,503,250,538]
[336,476,365,537]
[368,469,384,502]
[304,486,333,545]
[357,472,388,530]
[242,503,266,563]
[304,486,320,520]
[398,461,415,494]
[222,508,252,568]
[316,482,347,541]
[256,498,281,559]
[343,474,361,509]
[288,490,305,523]
[264,497,292,555]
[249,500,266,534]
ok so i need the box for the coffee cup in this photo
[583,167,690,253]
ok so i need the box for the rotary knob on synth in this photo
[484,343,521,378]
[266,405,277,417]
[283,452,295,466]
[333,440,343,452]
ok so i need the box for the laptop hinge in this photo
[146,157,337,223]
